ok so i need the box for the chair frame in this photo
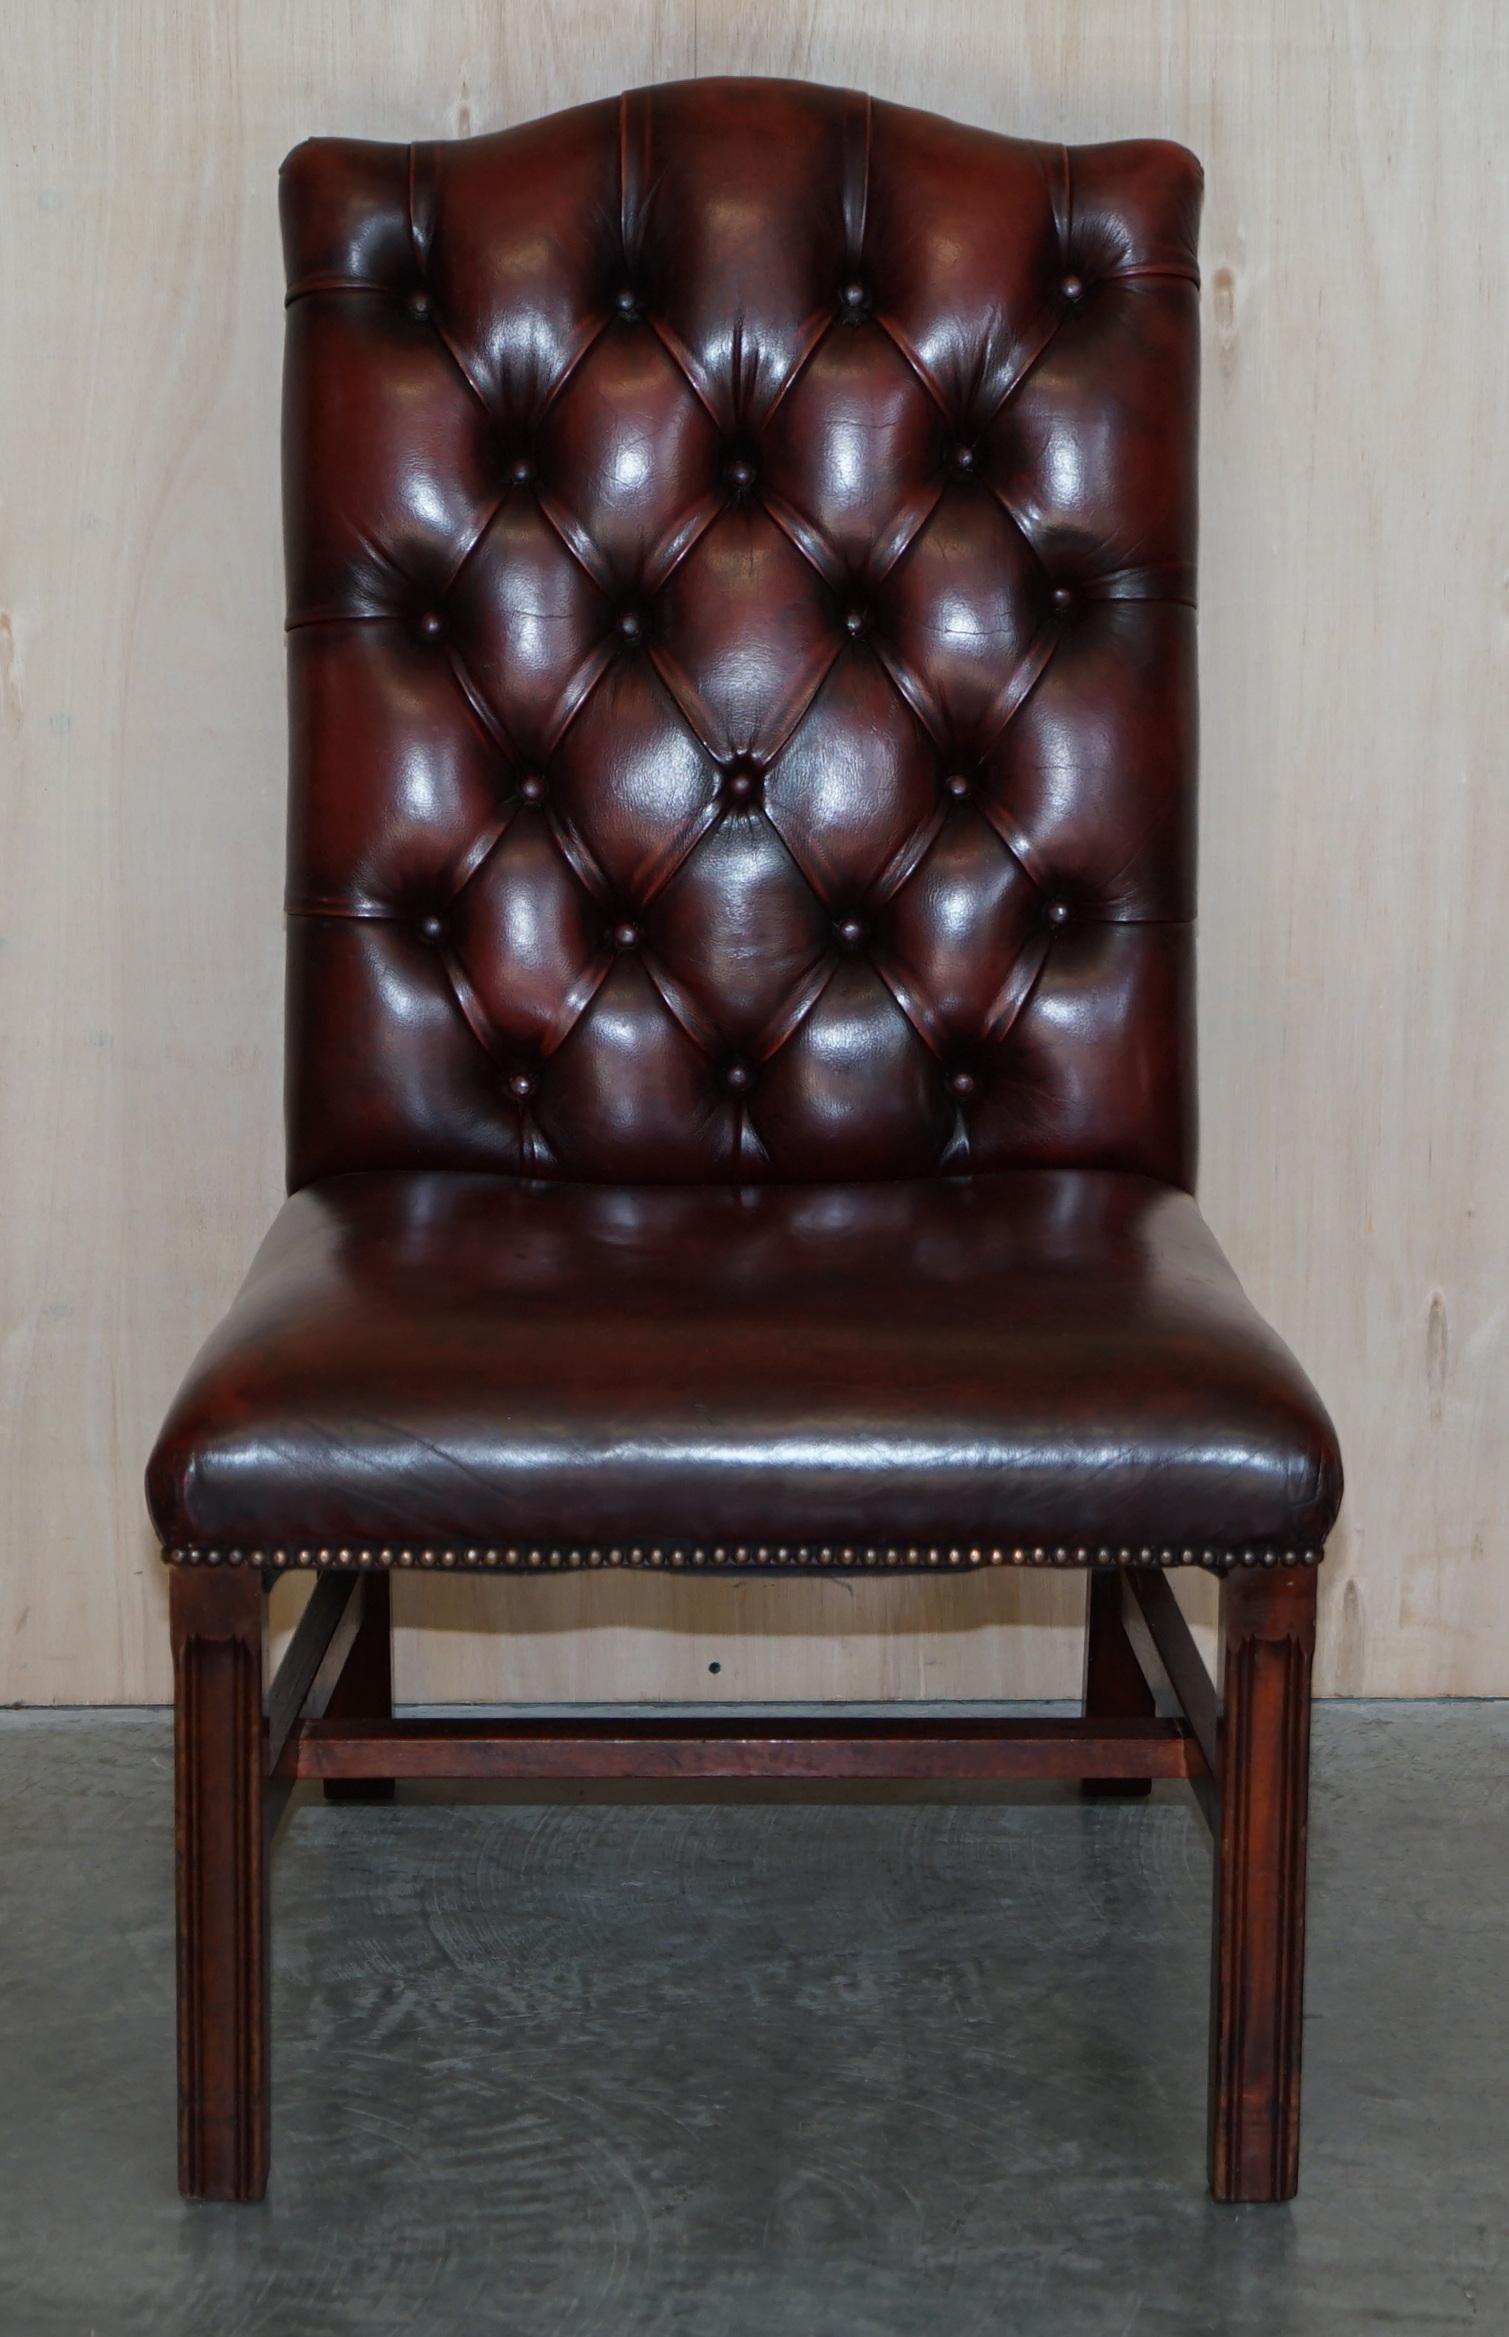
[171,1555,1315,2205]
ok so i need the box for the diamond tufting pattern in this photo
[280,82,1202,1189]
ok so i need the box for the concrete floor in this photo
[0,1703,1505,2337]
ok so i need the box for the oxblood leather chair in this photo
[147,77,1342,2207]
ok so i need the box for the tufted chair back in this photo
[280,78,1202,1191]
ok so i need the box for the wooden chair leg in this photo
[171,1565,268,2202]
[321,1571,395,1802]
[1081,1567,1155,1796]
[1208,1564,1316,2203]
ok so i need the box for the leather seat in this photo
[148,1166,1340,1561]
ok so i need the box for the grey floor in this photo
[1,1704,1505,2337]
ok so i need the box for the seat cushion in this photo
[147,1168,1345,1570]
[147,1169,1340,1568]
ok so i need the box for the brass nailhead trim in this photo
[163,1541,1323,1573]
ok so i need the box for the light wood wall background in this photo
[2,1,1504,1706]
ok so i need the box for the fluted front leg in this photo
[1208,1564,1317,2203]
[171,1565,267,2201]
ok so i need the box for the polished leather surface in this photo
[147,1170,1340,1554]
[279,83,1200,1189]
[149,79,1342,1568]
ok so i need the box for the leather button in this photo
[507,1071,536,1101]
[723,1060,753,1094]
[1050,585,1074,611]
[510,455,535,486]
[839,281,867,311]
[1045,898,1072,926]
[843,608,867,639]
[612,920,641,951]
[418,610,446,640]
[724,761,760,805]
[1061,273,1084,301]
[517,772,546,805]
[419,913,445,942]
[613,287,639,317]
[944,772,971,799]
[725,456,756,491]
[952,443,976,473]
[836,916,867,950]
[408,290,431,320]
[949,1069,978,1100]
[617,609,644,644]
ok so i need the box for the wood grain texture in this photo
[1080,1566,1156,1797]
[170,1565,267,2201]
[1209,1564,1316,2202]
[2,1,1505,1702]
[319,1571,396,1803]
[1126,1569,1222,1785]
[280,1712,1199,1783]
[262,1569,361,1774]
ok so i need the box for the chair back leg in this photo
[1081,1567,1157,1797]
[320,1572,395,1802]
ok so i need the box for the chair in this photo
[147,77,1341,2206]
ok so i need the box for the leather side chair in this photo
[147,78,1342,2206]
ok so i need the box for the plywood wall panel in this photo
[1,1,1503,1703]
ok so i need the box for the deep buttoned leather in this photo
[147,78,1341,1570]
[147,1170,1339,1555]
[279,83,1200,1190]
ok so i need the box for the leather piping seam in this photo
[280,901,1200,928]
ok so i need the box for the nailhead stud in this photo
[163,1539,1322,1573]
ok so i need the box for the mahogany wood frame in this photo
[172,1560,1316,2206]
